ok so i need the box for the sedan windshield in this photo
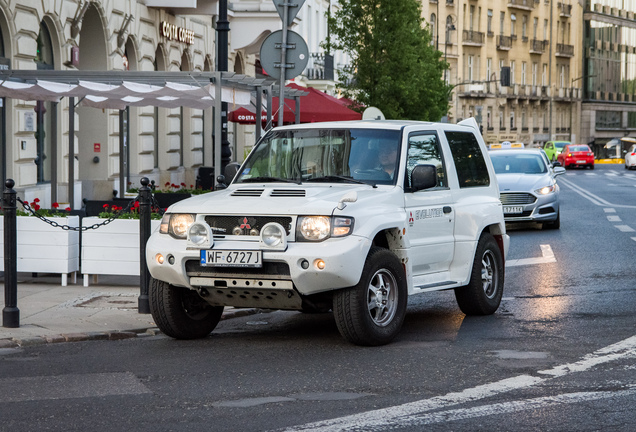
[235,128,402,185]
[490,153,548,174]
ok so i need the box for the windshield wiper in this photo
[240,176,302,185]
[307,175,377,188]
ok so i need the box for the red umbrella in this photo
[228,83,361,125]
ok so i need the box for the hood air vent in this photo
[231,189,264,197]
[270,189,306,197]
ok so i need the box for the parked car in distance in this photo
[557,144,595,169]
[489,148,566,229]
[625,144,636,169]
[544,141,570,161]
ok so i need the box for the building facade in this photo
[421,0,583,148]
[0,0,346,208]
[582,0,636,157]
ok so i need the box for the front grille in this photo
[204,216,293,235]
[270,189,306,197]
[505,210,533,218]
[186,260,291,279]
[500,193,536,205]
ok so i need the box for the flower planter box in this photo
[153,193,191,209]
[81,217,161,286]
[0,215,80,286]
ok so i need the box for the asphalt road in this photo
[1,163,635,432]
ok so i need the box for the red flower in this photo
[65,207,71,211]
[190,184,194,189]
[34,204,40,211]
[181,182,186,187]
[33,198,40,203]
[165,182,170,187]
[52,202,59,208]
[133,201,140,208]
[103,204,109,209]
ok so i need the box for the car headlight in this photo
[160,213,195,239]
[535,184,556,195]
[296,216,354,241]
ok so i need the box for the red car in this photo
[557,144,595,169]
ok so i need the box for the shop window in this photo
[596,111,621,129]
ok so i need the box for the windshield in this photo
[554,141,569,150]
[490,153,548,175]
[569,145,590,152]
[235,128,402,185]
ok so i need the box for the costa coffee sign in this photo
[160,21,195,45]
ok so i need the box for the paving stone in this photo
[15,337,46,347]
[0,339,18,348]
[44,335,66,344]
[107,331,137,340]
[62,333,89,342]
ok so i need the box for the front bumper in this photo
[146,233,371,298]
[503,193,559,223]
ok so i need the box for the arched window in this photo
[35,22,54,183]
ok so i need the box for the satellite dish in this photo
[362,107,385,121]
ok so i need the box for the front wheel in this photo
[333,247,407,346]
[454,233,504,315]
[149,277,224,339]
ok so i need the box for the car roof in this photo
[488,149,545,156]
[270,119,478,132]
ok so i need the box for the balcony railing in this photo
[463,30,485,45]
[304,53,335,81]
[529,39,546,53]
[497,35,512,50]
[556,43,574,57]
[507,0,534,10]
[558,2,572,16]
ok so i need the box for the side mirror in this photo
[552,161,562,167]
[224,162,240,183]
[410,164,437,192]
[554,166,566,176]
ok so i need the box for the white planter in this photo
[0,215,80,286]
[81,217,160,286]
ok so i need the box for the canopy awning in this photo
[228,82,361,125]
[0,71,266,110]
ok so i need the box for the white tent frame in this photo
[0,70,307,207]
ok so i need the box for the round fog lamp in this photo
[188,223,209,245]
[315,259,326,270]
[156,254,164,265]
[167,255,175,265]
[300,259,309,270]
[262,223,283,247]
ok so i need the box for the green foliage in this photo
[327,0,451,121]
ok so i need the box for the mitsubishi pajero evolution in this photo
[146,119,510,346]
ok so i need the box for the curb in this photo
[0,307,263,348]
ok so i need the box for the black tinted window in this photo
[445,131,490,188]
[406,133,447,189]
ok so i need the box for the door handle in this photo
[443,206,452,214]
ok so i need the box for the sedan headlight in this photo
[535,184,556,195]
[160,213,195,239]
[296,216,354,242]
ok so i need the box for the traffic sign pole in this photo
[278,4,289,126]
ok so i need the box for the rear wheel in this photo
[454,233,504,315]
[149,277,223,339]
[333,247,407,346]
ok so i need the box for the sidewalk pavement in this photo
[0,273,256,348]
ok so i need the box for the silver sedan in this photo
[489,149,566,229]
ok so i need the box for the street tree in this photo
[327,0,451,121]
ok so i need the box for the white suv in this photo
[146,118,509,346]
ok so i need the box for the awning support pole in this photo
[51,102,58,205]
[68,97,75,209]
[214,72,222,187]
[119,110,125,197]
[255,86,262,142]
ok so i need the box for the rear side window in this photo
[445,131,490,188]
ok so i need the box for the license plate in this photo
[576,160,586,164]
[503,206,524,214]
[200,249,262,267]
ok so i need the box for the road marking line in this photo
[604,208,616,213]
[615,225,635,232]
[283,335,636,432]
[607,215,622,222]
[506,244,555,267]
[631,237,636,242]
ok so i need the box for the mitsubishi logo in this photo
[240,217,251,230]
[233,216,258,236]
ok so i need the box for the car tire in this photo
[454,233,504,316]
[333,247,407,346]
[149,277,224,339]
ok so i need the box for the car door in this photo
[403,131,455,277]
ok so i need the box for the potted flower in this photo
[80,201,162,286]
[0,199,80,286]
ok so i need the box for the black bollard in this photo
[138,177,151,314]
[3,179,19,327]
